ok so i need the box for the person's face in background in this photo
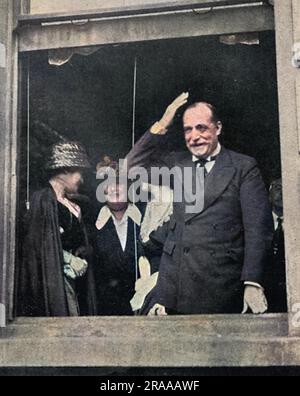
[183,104,222,158]
[57,169,84,194]
[106,181,128,212]
[269,179,283,217]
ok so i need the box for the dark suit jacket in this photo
[127,131,274,314]
[92,203,161,316]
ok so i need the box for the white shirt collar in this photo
[95,204,142,231]
[192,143,221,163]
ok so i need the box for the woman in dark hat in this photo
[18,141,97,317]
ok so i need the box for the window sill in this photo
[0,314,298,367]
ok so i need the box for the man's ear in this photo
[216,121,222,136]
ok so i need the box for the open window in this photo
[18,2,282,314]
[16,8,285,317]
[3,0,300,367]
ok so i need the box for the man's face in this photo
[183,105,222,158]
[63,170,84,194]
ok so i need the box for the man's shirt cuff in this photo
[150,121,168,135]
[244,281,263,290]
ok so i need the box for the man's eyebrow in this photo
[183,123,208,131]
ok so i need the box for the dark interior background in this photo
[20,30,280,204]
[15,31,285,316]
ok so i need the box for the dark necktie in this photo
[194,155,218,177]
[274,217,284,257]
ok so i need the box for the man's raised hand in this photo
[159,92,189,130]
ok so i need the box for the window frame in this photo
[274,0,300,336]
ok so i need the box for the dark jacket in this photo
[92,200,162,315]
[93,217,142,316]
[17,186,97,317]
[127,131,274,314]
[264,217,287,313]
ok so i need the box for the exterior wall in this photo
[274,0,300,335]
[27,0,249,15]
[0,0,19,327]
[18,1,274,52]
[0,315,295,367]
[0,0,9,328]
[29,0,159,14]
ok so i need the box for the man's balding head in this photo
[184,102,221,124]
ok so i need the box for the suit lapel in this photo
[184,147,236,222]
[177,154,197,209]
[204,148,236,208]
